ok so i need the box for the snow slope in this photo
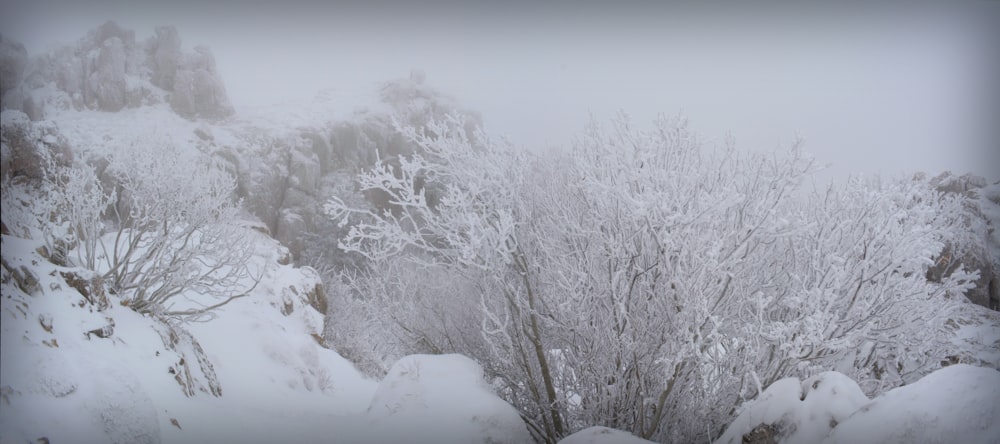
[0,227,378,443]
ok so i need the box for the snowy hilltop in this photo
[3,21,1000,444]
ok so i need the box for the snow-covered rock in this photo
[823,364,1000,444]
[716,365,1000,444]
[716,371,869,444]
[558,426,657,444]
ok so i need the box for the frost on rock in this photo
[358,354,532,444]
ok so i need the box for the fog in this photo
[2,0,998,184]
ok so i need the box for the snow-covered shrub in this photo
[328,114,982,443]
[96,136,259,319]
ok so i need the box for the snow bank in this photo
[823,364,1000,444]
[557,426,657,444]
[339,354,532,444]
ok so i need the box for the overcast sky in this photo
[2,1,998,184]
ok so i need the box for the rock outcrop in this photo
[166,44,233,119]
[2,22,233,121]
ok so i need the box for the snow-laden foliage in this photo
[328,114,981,443]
